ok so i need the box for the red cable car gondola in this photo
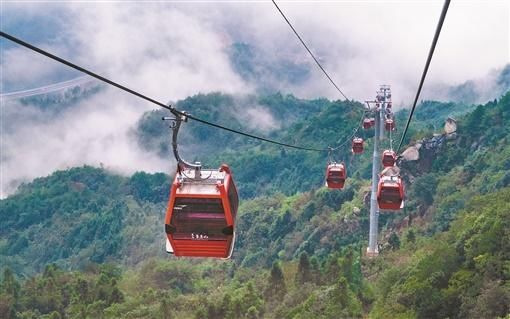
[363,118,373,129]
[325,162,346,189]
[382,150,397,167]
[377,175,404,211]
[165,165,238,258]
[352,137,364,154]
[385,119,395,131]
[163,113,238,258]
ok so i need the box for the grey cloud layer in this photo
[3,1,508,101]
[1,1,508,197]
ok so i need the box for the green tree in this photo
[406,229,416,244]
[295,252,311,284]
[388,233,401,250]
[265,262,286,300]
[158,298,172,319]
[1,268,19,299]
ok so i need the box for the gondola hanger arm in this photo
[163,112,202,173]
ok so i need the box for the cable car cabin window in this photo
[328,170,345,182]
[380,187,402,203]
[228,181,239,220]
[171,198,228,240]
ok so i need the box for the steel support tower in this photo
[367,85,391,257]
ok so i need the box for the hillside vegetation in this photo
[1,91,509,318]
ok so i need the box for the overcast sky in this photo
[1,0,508,102]
[1,0,509,197]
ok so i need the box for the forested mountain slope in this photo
[136,92,368,197]
[0,91,508,318]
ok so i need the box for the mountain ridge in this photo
[0,90,509,318]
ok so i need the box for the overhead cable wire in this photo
[0,30,327,152]
[272,0,366,153]
[396,0,451,154]
[330,108,366,151]
[272,0,349,101]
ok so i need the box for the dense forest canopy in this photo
[1,89,509,318]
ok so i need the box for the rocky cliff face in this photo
[362,118,457,210]
[399,117,457,182]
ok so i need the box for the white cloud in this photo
[3,1,508,101]
[235,104,281,132]
[0,89,172,198]
[1,45,75,91]
[1,2,251,197]
[64,3,250,101]
[225,0,509,104]
[1,1,508,196]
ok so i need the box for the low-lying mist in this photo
[1,1,508,197]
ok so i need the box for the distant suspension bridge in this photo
[0,76,96,100]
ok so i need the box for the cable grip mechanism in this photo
[162,110,202,179]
